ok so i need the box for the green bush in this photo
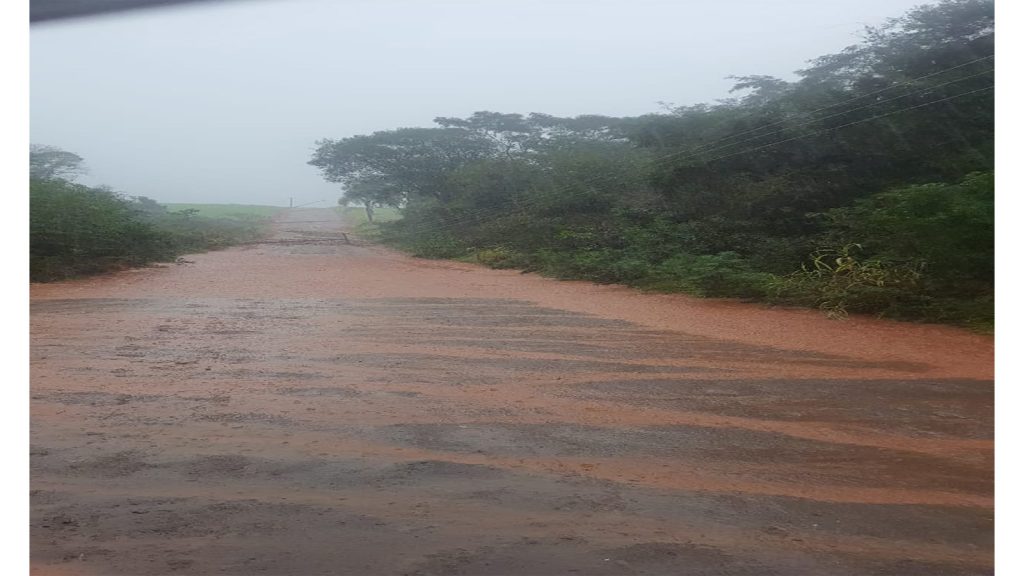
[646,252,773,298]
[470,247,531,269]
[31,179,172,280]
[769,244,927,318]
[523,248,648,284]
[30,179,270,282]
[822,171,993,296]
[789,172,995,326]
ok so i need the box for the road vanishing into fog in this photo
[31,208,993,575]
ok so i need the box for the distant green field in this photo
[337,205,402,224]
[163,203,284,219]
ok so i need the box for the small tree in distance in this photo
[30,144,86,181]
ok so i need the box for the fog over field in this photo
[31,0,922,206]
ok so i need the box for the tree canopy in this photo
[30,144,86,181]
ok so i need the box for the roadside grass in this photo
[336,205,402,224]
[379,231,994,332]
[164,203,284,220]
[336,206,402,240]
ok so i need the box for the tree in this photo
[309,127,495,206]
[30,144,86,181]
[434,112,538,159]
[340,175,407,223]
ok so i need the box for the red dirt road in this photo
[30,208,993,575]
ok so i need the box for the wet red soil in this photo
[30,208,993,575]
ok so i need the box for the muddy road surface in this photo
[31,208,993,575]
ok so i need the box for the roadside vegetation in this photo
[335,204,402,225]
[30,147,275,282]
[336,205,401,240]
[162,203,283,220]
[310,0,993,329]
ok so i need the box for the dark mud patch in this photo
[375,460,504,486]
[338,298,635,329]
[179,394,232,404]
[604,541,772,575]
[372,333,923,372]
[31,298,158,314]
[376,422,848,460]
[357,297,536,307]
[177,455,344,484]
[35,497,347,541]
[192,412,295,426]
[42,391,163,406]
[319,352,703,376]
[405,538,782,576]
[374,422,990,493]
[278,386,421,399]
[30,493,423,575]
[566,378,993,439]
[277,386,363,398]
[185,455,252,478]
[67,450,154,478]
[816,555,994,576]
[223,369,327,381]
[738,496,994,548]
[29,489,66,506]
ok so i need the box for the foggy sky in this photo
[30,0,926,207]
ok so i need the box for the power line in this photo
[696,84,993,165]
[652,52,993,163]
[647,66,994,168]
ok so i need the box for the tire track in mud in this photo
[31,208,992,575]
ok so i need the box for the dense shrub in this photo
[821,172,994,298]
[31,179,170,280]
[30,178,270,282]
[769,244,926,318]
[771,172,994,325]
[646,252,774,298]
